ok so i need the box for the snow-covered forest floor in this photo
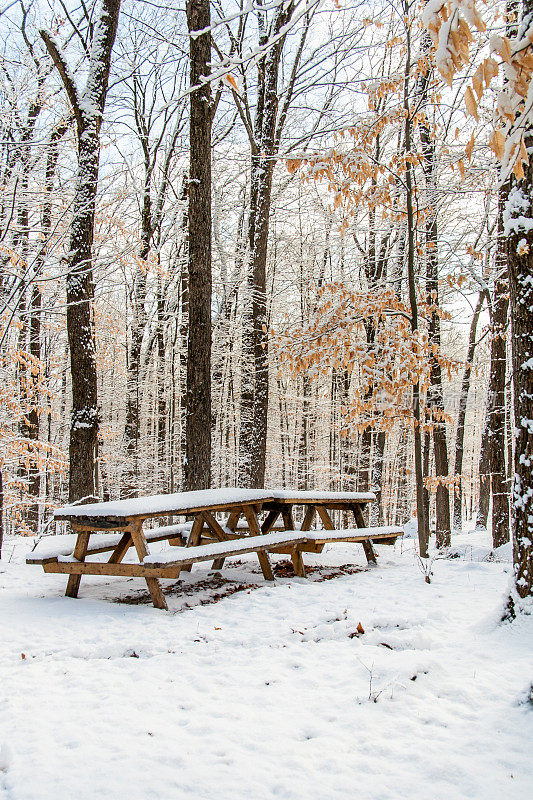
[1,532,532,800]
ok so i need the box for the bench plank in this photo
[305,525,403,543]
[27,523,192,565]
[143,531,309,568]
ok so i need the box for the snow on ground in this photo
[0,531,532,800]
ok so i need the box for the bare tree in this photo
[41,0,121,504]
[185,0,212,490]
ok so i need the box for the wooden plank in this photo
[202,510,230,541]
[256,551,275,581]
[226,510,241,530]
[180,514,205,573]
[281,506,296,531]
[350,505,377,564]
[262,499,371,512]
[362,540,378,565]
[44,561,181,578]
[27,529,188,565]
[351,503,368,528]
[140,533,308,568]
[242,505,263,537]
[65,532,91,598]
[261,510,280,535]
[291,546,306,578]
[300,505,316,531]
[211,509,241,570]
[55,498,277,526]
[108,533,132,564]
[309,533,401,545]
[129,522,168,610]
[237,505,274,580]
[315,505,335,530]
[280,506,305,577]
[70,520,131,531]
[270,542,325,554]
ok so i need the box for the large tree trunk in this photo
[239,2,295,489]
[185,0,212,490]
[41,0,121,502]
[507,12,533,596]
[508,207,533,595]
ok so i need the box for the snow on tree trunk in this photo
[507,141,533,598]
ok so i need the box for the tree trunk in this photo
[0,470,3,558]
[453,293,484,529]
[489,201,510,547]
[476,408,491,529]
[507,61,533,597]
[157,274,167,491]
[419,64,451,548]
[22,121,68,529]
[41,0,121,502]
[403,7,428,556]
[185,0,212,490]
[239,2,295,489]
[124,246,148,494]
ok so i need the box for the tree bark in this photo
[403,5,428,556]
[239,2,295,489]
[453,293,485,529]
[488,279,510,547]
[185,0,212,490]
[507,8,533,595]
[41,0,121,502]
[419,55,451,548]
[22,121,68,529]
[476,406,491,529]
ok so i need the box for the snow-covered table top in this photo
[54,488,377,521]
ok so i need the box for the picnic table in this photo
[28,488,403,610]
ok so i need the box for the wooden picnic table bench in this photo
[28,488,403,610]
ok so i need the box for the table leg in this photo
[352,504,377,565]
[281,506,306,577]
[129,522,168,610]
[291,546,306,578]
[300,505,316,531]
[243,505,274,581]
[181,514,204,573]
[211,510,241,570]
[316,505,335,530]
[281,507,296,530]
[108,533,133,564]
[256,550,275,581]
[65,531,91,598]
[261,510,280,534]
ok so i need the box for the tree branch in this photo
[40,29,83,133]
